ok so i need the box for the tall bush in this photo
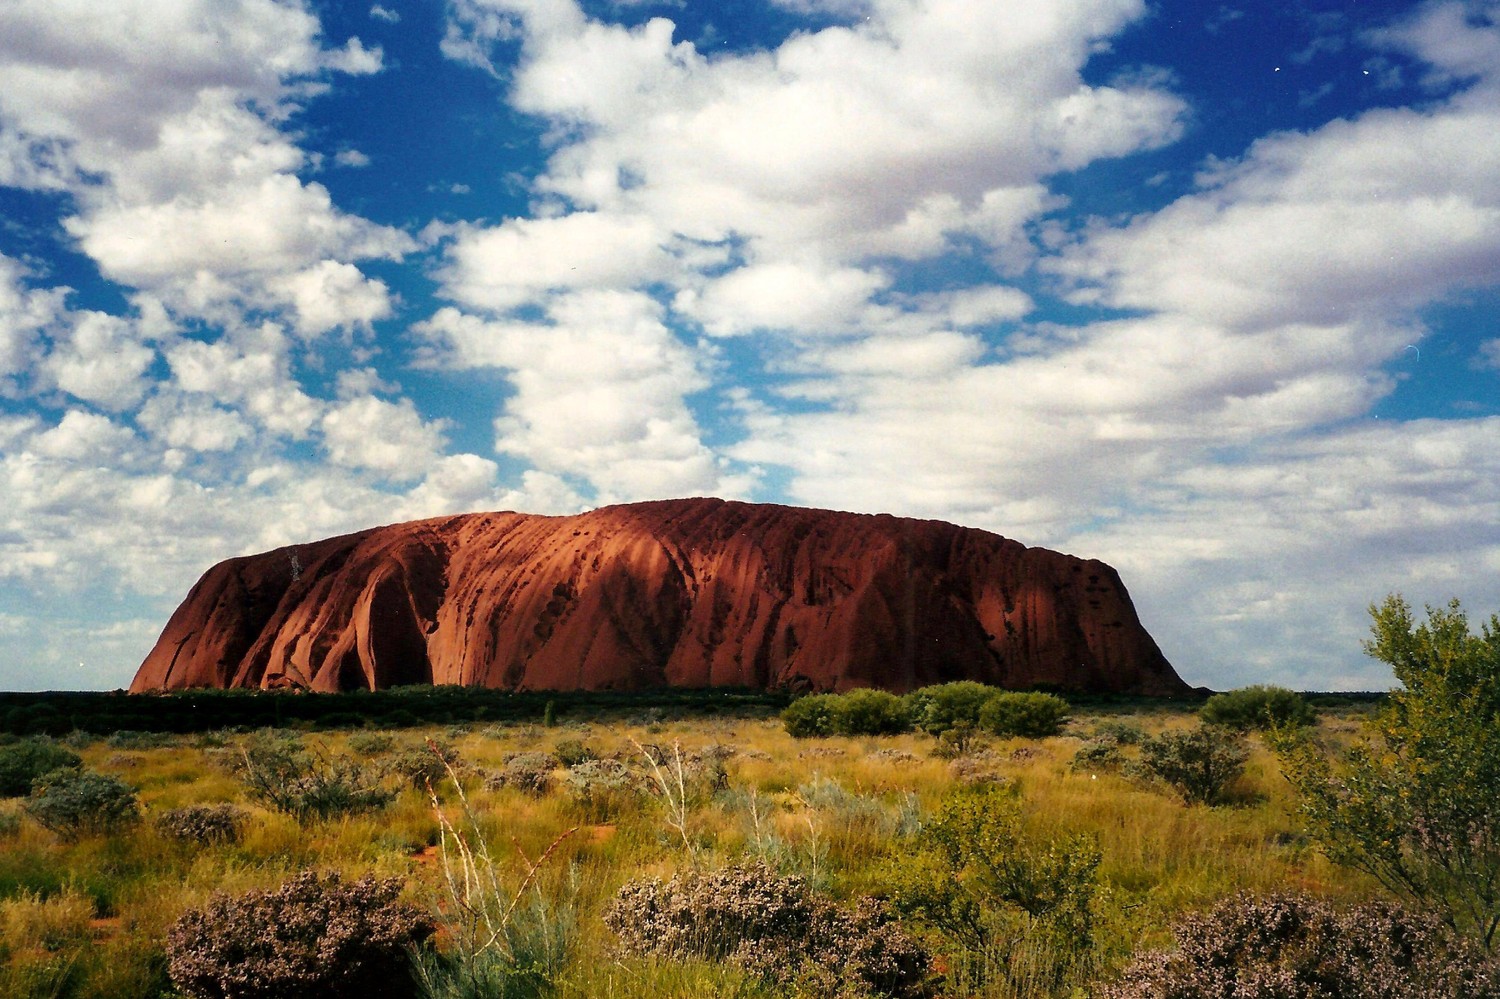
[978,691,1069,738]
[1277,595,1500,951]
[781,694,838,738]
[832,688,912,735]
[1137,726,1248,805]
[1201,685,1315,731]
[906,681,996,735]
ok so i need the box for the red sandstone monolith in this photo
[130,498,1188,695]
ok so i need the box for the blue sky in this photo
[2,0,1498,692]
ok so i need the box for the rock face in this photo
[131,498,1188,696]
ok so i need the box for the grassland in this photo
[0,698,1383,998]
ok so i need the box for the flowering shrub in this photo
[166,871,433,999]
[605,863,931,998]
[1101,892,1500,998]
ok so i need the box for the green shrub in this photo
[907,682,996,735]
[1201,686,1315,731]
[552,738,596,767]
[155,804,246,845]
[234,735,393,821]
[1101,893,1500,998]
[1137,726,1248,805]
[831,688,912,736]
[0,738,82,797]
[977,691,1069,738]
[24,769,139,839]
[782,694,839,738]
[1091,719,1147,745]
[1275,596,1500,951]
[347,731,396,756]
[886,784,1100,995]
[382,743,460,790]
[496,752,560,796]
[166,871,433,999]
[1070,739,1125,773]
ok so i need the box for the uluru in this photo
[130,498,1188,696]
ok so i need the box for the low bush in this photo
[0,738,82,797]
[561,758,638,821]
[166,871,433,999]
[1136,727,1248,805]
[1091,719,1147,745]
[23,769,139,839]
[552,738,596,767]
[1101,893,1500,998]
[1070,738,1125,773]
[605,863,931,998]
[1200,685,1315,731]
[495,752,559,795]
[782,694,839,738]
[383,742,461,790]
[347,731,396,756]
[155,804,246,845]
[978,691,1070,738]
[234,735,393,821]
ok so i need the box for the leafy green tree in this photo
[1276,595,1500,951]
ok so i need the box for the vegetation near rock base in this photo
[166,871,433,999]
[1276,595,1500,951]
[1200,685,1315,731]
[977,691,1070,738]
[11,615,1500,999]
[780,683,1068,741]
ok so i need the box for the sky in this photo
[1,0,1498,693]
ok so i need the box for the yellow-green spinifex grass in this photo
[0,703,1382,998]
